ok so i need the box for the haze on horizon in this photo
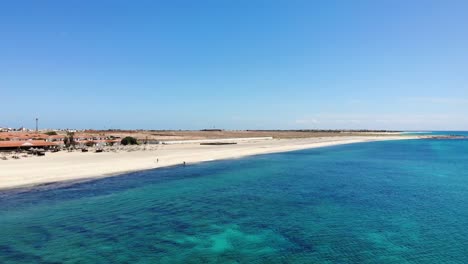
[1,1,467,131]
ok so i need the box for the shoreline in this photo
[0,136,421,191]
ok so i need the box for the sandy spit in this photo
[0,136,419,190]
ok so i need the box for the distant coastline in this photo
[0,135,423,191]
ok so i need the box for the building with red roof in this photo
[0,140,59,151]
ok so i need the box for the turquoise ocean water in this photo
[1,136,468,263]
[403,131,468,137]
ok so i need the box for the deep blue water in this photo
[1,138,468,263]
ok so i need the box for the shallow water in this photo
[1,138,468,263]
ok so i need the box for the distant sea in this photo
[402,130,468,137]
[1,133,468,263]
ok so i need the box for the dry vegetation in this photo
[82,130,402,141]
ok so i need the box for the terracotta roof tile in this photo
[0,140,59,148]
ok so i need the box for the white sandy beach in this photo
[0,136,419,190]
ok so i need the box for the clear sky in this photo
[1,0,467,130]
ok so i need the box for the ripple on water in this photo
[1,139,468,263]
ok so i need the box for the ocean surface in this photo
[1,137,468,263]
[403,131,468,137]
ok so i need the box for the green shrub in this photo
[121,136,138,145]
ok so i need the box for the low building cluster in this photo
[0,132,121,151]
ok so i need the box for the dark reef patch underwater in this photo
[1,137,468,263]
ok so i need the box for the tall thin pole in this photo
[35,118,38,132]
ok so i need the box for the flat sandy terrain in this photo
[0,136,419,190]
[49,130,404,141]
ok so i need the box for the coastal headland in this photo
[0,130,423,190]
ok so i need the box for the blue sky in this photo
[1,0,467,130]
